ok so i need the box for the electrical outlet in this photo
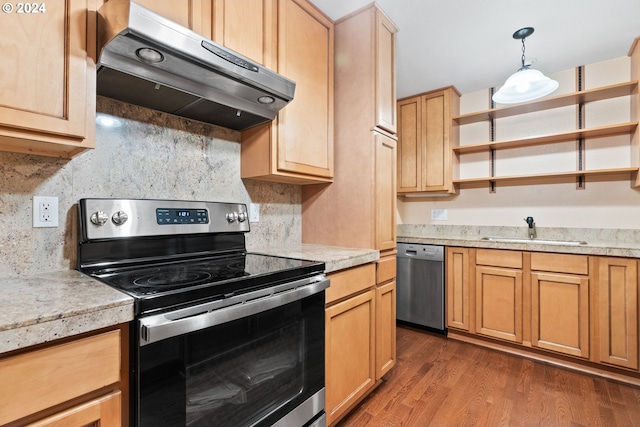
[33,196,59,228]
[431,208,448,221]
[249,203,260,223]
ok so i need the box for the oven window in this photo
[137,292,324,427]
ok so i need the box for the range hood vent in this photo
[96,0,295,130]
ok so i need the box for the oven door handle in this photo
[139,274,329,345]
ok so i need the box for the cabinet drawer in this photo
[0,330,121,425]
[326,264,376,305]
[531,252,588,275]
[376,256,396,284]
[476,249,522,269]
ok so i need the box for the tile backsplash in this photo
[0,97,301,278]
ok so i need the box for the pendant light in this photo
[492,27,558,104]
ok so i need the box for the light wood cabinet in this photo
[25,392,121,427]
[475,265,523,343]
[0,0,95,158]
[397,87,460,194]
[446,247,472,331]
[597,257,638,370]
[375,255,396,380]
[325,265,376,426]
[302,3,397,251]
[531,272,589,358]
[531,253,590,358]
[0,326,126,427]
[134,0,212,37]
[241,0,334,184]
[331,4,396,133]
[211,0,275,67]
[474,249,523,343]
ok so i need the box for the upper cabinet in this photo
[0,0,95,158]
[211,0,275,67]
[241,0,334,184]
[397,86,460,195]
[135,0,213,37]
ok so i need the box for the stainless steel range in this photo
[77,198,328,427]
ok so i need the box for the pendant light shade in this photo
[492,27,558,104]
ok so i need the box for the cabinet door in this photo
[475,266,523,343]
[397,96,422,193]
[135,0,212,36]
[325,290,375,425]
[241,0,333,184]
[211,0,275,67]
[447,247,471,331]
[375,132,397,251]
[375,10,397,134]
[26,392,121,427]
[276,0,333,178]
[532,272,590,358]
[422,91,448,191]
[0,0,94,158]
[598,257,638,370]
[376,280,396,380]
[0,330,121,425]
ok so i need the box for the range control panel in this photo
[79,198,250,242]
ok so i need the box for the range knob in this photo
[90,210,108,226]
[112,211,129,225]
[237,212,247,222]
[226,212,237,223]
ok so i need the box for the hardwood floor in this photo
[336,326,640,427]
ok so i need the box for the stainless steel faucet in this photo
[524,216,535,239]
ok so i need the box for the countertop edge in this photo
[249,243,380,273]
[397,235,640,258]
[0,270,134,355]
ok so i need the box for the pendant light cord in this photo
[521,37,527,69]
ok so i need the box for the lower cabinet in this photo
[25,392,121,427]
[475,265,523,343]
[597,257,639,370]
[531,252,590,358]
[325,259,396,426]
[375,255,396,379]
[474,249,523,343]
[446,247,471,331]
[446,247,640,384]
[0,325,127,427]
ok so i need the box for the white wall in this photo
[398,56,640,229]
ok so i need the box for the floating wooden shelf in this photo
[452,122,638,154]
[453,167,639,188]
[453,81,638,125]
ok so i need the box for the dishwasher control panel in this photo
[397,243,444,261]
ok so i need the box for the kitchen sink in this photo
[481,237,588,246]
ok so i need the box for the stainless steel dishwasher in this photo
[396,243,445,333]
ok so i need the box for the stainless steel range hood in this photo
[96,0,295,130]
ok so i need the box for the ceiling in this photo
[309,0,640,99]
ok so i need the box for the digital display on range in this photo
[156,208,209,225]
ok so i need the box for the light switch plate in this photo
[431,208,447,221]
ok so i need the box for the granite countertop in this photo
[250,243,380,273]
[1,244,375,356]
[397,224,640,258]
[0,270,133,355]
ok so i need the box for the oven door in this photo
[135,275,328,427]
